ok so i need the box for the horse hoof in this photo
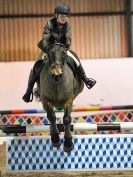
[51,130,61,148]
[52,141,61,148]
[51,135,61,148]
[63,143,74,153]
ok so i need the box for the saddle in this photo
[34,51,79,83]
[66,56,78,78]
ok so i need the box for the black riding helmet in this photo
[54,3,70,16]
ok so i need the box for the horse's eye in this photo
[62,51,67,57]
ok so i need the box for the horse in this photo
[35,43,84,152]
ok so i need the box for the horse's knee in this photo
[63,116,71,125]
[47,112,56,121]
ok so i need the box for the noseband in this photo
[49,61,63,70]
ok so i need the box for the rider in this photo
[22,3,96,103]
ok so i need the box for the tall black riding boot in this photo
[22,60,45,103]
[77,64,96,89]
[22,69,36,103]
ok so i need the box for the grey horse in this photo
[35,43,84,152]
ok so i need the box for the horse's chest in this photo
[40,67,75,106]
[42,79,73,103]
[45,84,72,100]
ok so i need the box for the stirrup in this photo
[29,91,33,102]
[85,78,96,89]
[22,91,33,103]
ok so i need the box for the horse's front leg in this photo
[63,100,74,152]
[43,103,61,147]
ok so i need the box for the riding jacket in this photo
[37,17,71,52]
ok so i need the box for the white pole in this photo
[120,122,133,130]
[73,123,97,131]
[26,125,50,133]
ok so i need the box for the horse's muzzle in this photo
[52,74,62,81]
[49,63,63,81]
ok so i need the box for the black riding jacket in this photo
[37,17,71,52]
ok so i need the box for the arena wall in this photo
[0,58,133,110]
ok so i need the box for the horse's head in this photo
[47,43,67,81]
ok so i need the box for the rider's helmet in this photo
[54,3,70,16]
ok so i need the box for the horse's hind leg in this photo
[63,102,74,152]
[43,104,61,147]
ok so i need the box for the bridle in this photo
[48,42,67,51]
[47,43,67,69]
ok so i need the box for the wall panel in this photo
[0,0,128,61]
[0,0,125,15]
[70,15,127,59]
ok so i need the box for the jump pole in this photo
[0,105,133,115]
[1,122,133,133]
[1,123,133,171]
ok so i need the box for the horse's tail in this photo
[33,88,41,102]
